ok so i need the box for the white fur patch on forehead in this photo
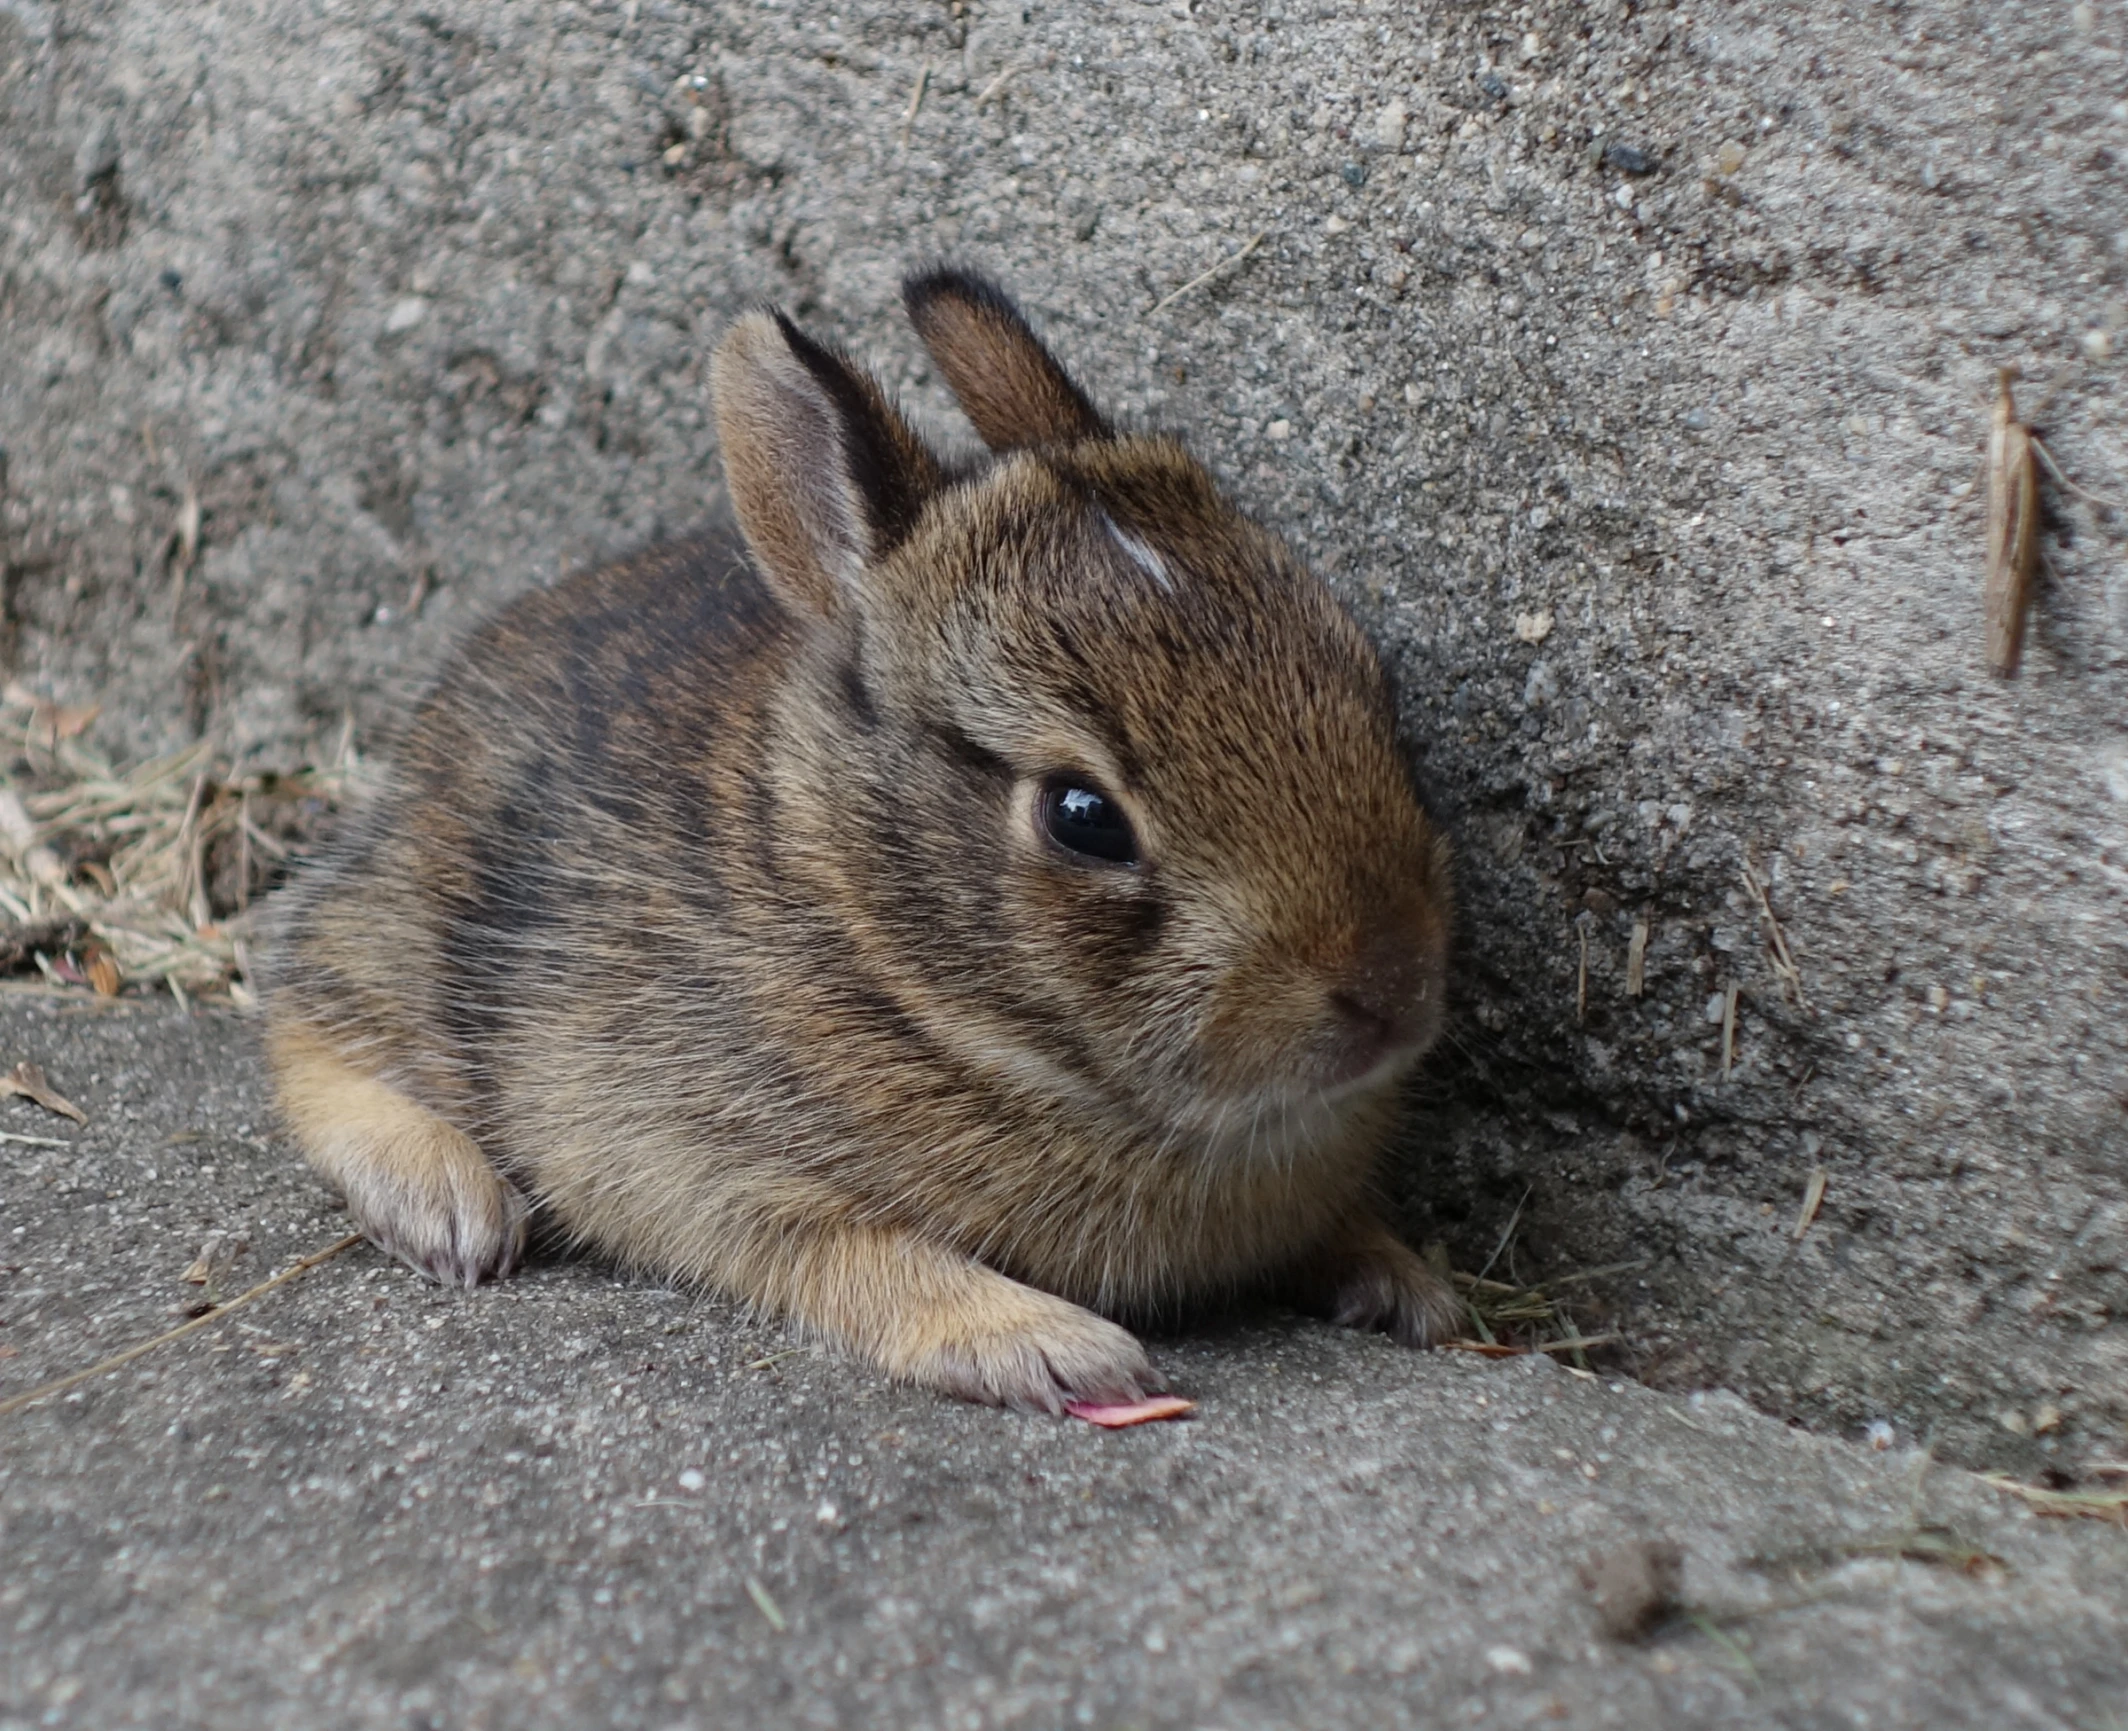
[1098,510,1174,595]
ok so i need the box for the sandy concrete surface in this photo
[2,995,2125,1729]
[0,0,2123,1603]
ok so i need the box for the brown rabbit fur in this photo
[263,269,1460,1411]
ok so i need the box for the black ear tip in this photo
[766,308,859,394]
[902,264,1022,326]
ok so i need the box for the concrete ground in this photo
[6,0,2127,1474]
[1,993,2122,1730]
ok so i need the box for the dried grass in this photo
[1980,1474,2128,1524]
[1444,1258,1645,1365]
[0,693,358,1004]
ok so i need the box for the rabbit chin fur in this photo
[262,268,1461,1411]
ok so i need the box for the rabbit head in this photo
[711,270,1452,1157]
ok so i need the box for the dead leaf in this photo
[1793,1167,1828,1240]
[1064,1395,1196,1428]
[3,681,100,746]
[85,948,122,998]
[0,1061,86,1124]
[182,1230,250,1287]
[1985,369,2038,676]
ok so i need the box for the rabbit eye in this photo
[1039,777,1137,865]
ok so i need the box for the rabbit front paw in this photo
[1290,1215,1465,1348]
[905,1292,1160,1413]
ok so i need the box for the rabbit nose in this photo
[1328,986,1408,1064]
[1324,940,1434,1077]
[1334,943,1431,1035]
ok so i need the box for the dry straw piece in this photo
[0,692,356,1003]
[0,1231,364,1420]
[0,1060,86,1123]
[1984,369,2039,677]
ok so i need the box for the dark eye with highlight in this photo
[1039,777,1138,866]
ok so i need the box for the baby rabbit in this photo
[263,269,1459,1410]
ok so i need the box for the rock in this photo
[73,115,119,188]
[1582,1540,1685,1642]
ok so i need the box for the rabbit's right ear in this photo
[903,268,1109,450]
[711,311,942,619]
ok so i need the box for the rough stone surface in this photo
[0,0,2124,1476]
[2,997,2125,1729]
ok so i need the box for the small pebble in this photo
[1478,72,1509,103]
[75,117,120,188]
[676,1468,706,1491]
[1340,160,1367,188]
[1371,100,1408,153]
[1582,1540,1684,1642]
[2083,327,2112,361]
[1680,407,1710,430]
[1264,419,1293,442]
[1604,142,1656,176]
[1715,139,1746,175]
[1485,1645,1533,1676]
[1863,1420,1896,1450]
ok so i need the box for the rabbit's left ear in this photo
[903,267,1109,450]
[711,310,943,620]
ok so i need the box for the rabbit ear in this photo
[711,310,943,618]
[903,267,1109,450]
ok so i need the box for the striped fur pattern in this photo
[262,270,1458,1410]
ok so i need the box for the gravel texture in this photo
[2,996,2125,1729]
[0,0,2124,1478]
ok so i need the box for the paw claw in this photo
[911,1300,1156,1412]
[1316,1236,1464,1349]
[345,1161,527,1288]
